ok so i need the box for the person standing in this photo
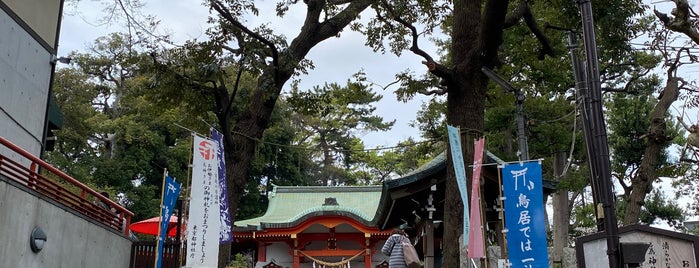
[381,228,409,268]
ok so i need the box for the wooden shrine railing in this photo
[130,241,181,268]
[0,136,133,236]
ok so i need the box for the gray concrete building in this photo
[0,0,63,160]
[0,1,133,267]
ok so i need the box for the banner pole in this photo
[477,162,487,268]
[497,166,507,261]
[155,168,168,268]
[180,134,194,267]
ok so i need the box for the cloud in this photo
[58,0,435,148]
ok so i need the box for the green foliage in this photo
[412,99,447,141]
[53,2,696,263]
[361,0,451,55]
[224,253,253,268]
[286,78,395,185]
[639,189,685,229]
[45,34,191,221]
[607,92,657,174]
[570,202,597,236]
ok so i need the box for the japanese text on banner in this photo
[447,125,469,245]
[502,162,549,268]
[156,175,181,268]
[187,135,221,267]
[210,128,233,243]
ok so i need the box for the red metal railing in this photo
[0,136,133,236]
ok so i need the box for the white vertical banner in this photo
[186,135,221,267]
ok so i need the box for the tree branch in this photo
[480,0,509,68]
[210,0,280,80]
[286,0,374,71]
[221,45,241,54]
[503,1,525,28]
[503,1,555,59]
[328,0,353,5]
[225,57,246,118]
[520,2,555,59]
[654,0,699,46]
[149,53,215,93]
[380,0,454,81]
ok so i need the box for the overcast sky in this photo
[57,0,699,226]
[58,0,436,148]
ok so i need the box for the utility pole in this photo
[481,67,529,263]
[481,67,529,161]
[567,31,604,231]
[574,0,621,267]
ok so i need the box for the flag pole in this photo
[478,187,487,268]
[155,168,168,268]
[179,134,194,267]
[497,165,508,261]
[476,148,487,268]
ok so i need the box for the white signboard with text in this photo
[581,227,696,268]
[186,135,221,268]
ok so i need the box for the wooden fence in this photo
[130,241,182,268]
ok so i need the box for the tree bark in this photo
[211,1,375,267]
[623,75,680,224]
[440,0,508,266]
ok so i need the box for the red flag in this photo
[468,138,486,258]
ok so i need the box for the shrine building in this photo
[233,151,556,268]
[234,185,392,268]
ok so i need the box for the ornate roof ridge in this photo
[273,185,382,193]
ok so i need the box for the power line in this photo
[230,129,442,153]
[628,42,699,52]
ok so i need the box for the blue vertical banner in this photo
[211,128,233,243]
[156,175,181,268]
[447,125,469,245]
[502,162,549,268]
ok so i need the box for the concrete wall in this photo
[0,176,132,268]
[1,0,62,49]
[0,1,55,159]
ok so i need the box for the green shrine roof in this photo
[234,185,383,230]
[233,150,556,232]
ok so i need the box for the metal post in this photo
[567,31,604,230]
[481,67,529,161]
[574,0,621,267]
[176,199,183,267]
[514,91,529,161]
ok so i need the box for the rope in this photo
[299,249,364,267]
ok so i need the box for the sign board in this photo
[576,225,699,268]
[186,135,221,267]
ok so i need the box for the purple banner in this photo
[211,128,233,243]
[502,162,549,268]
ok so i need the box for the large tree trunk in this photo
[209,2,375,267]
[442,0,508,266]
[623,75,680,224]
